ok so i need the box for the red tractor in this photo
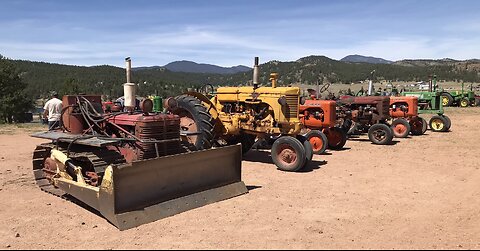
[336,95,394,145]
[299,94,348,154]
[389,96,427,137]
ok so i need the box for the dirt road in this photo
[1,107,479,249]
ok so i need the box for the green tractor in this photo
[402,75,451,133]
[441,82,477,107]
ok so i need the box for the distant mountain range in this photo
[341,55,393,64]
[134,60,251,74]
[6,54,480,99]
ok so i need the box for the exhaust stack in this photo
[253,57,259,89]
[124,57,136,110]
[367,70,375,96]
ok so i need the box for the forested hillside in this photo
[5,55,480,100]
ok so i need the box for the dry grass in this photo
[0,123,46,135]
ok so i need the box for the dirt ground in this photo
[1,107,479,250]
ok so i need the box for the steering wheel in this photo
[356,89,366,96]
[197,84,215,97]
[319,83,331,93]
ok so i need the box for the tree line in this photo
[1,54,479,123]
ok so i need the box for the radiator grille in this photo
[285,95,299,119]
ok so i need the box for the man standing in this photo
[43,92,62,130]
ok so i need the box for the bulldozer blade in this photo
[56,144,247,230]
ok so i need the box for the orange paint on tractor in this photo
[299,99,337,129]
[389,96,419,118]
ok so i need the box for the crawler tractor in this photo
[299,84,347,154]
[171,57,313,172]
[30,58,247,230]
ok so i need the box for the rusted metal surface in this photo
[62,95,103,134]
[31,132,124,147]
[337,95,391,123]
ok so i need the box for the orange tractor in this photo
[299,93,347,154]
[389,96,426,136]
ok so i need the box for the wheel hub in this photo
[431,119,444,131]
[394,124,407,134]
[373,129,387,141]
[308,137,323,152]
[278,145,297,165]
[179,114,198,145]
[442,97,449,106]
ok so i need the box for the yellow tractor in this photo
[171,57,313,172]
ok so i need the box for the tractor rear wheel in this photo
[460,98,470,108]
[324,127,347,150]
[442,93,454,107]
[391,118,411,138]
[173,95,215,150]
[409,117,424,136]
[429,115,448,132]
[368,124,394,145]
[304,130,328,154]
[271,136,306,172]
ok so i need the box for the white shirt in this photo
[44,98,63,122]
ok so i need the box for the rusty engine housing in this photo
[62,95,182,163]
[107,114,182,162]
[337,96,391,125]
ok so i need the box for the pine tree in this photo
[0,55,34,123]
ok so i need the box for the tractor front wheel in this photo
[304,130,328,154]
[271,136,307,172]
[391,118,411,138]
[442,93,454,107]
[409,117,425,136]
[368,124,394,145]
[421,117,428,134]
[443,115,452,131]
[297,135,314,170]
[429,115,449,132]
[227,133,257,155]
[324,127,347,150]
[460,98,470,108]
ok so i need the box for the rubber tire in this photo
[443,115,451,131]
[325,127,347,150]
[304,130,328,154]
[227,133,256,155]
[271,136,306,172]
[298,135,314,170]
[391,118,411,138]
[460,98,470,108]
[368,124,394,145]
[409,117,424,136]
[341,119,353,134]
[429,115,449,132]
[442,93,454,107]
[421,117,428,134]
[173,95,214,150]
[475,98,480,107]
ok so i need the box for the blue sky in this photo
[1,0,479,67]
